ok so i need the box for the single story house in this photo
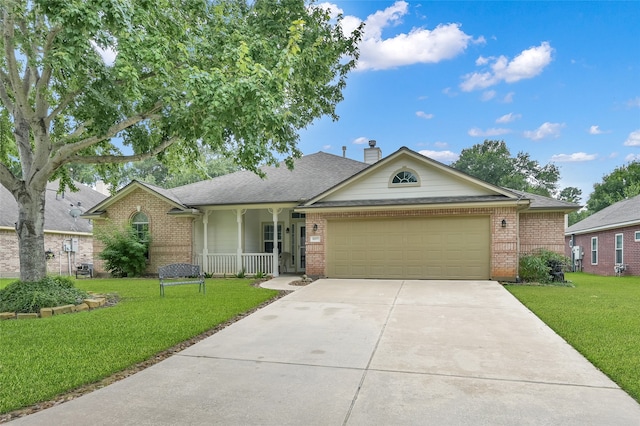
[0,180,107,278]
[84,144,578,281]
[565,194,640,276]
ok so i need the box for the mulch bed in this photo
[0,289,290,424]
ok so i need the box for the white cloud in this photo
[416,111,434,119]
[434,141,448,148]
[468,127,511,137]
[589,125,604,135]
[316,2,343,19]
[523,122,565,140]
[476,56,490,66]
[418,149,459,163]
[352,137,369,145]
[496,113,521,123]
[625,153,640,162]
[627,97,640,108]
[91,40,117,66]
[502,92,515,103]
[322,145,332,150]
[623,129,640,146]
[347,1,477,71]
[460,42,553,91]
[550,152,597,162]
[481,90,496,101]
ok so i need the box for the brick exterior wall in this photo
[305,207,523,281]
[565,225,640,276]
[93,188,195,276]
[0,228,94,278]
[519,212,566,255]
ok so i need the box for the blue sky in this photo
[298,1,640,203]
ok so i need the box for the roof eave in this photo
[296,199,528,213]
[565,219,640,236]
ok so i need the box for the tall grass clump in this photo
[0,276,88,313]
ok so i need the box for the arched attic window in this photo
[389,168,420,187]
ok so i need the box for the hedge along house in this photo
[0,180,107,278]
[84,145,578,280]
[565,194,640,276]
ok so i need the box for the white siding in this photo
[324,156,496,202]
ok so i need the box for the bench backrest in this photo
[159,263,201,279]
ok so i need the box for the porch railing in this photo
[195,253,275,276]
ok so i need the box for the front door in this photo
[289,223,306,273]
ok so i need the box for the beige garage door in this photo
[327,216,490,279]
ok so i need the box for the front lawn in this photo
[506,272,640,402]
[0,277,278,415]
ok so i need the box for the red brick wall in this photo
[0,228,94,278]
[566,226,639,276]
[93,188,194,276]
[519,212,566,255]
[305,207,520,280]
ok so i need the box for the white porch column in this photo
[202,211,209,273]
[269,208,281,277]
[236,209,244,273]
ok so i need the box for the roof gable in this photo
[304,147,518,207]
[566,194,640,234]
[84,180,188,216]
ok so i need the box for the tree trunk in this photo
[15,186,47,282]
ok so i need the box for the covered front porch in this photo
[192,205,306,277]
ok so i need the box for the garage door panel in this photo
[327,216,489,280]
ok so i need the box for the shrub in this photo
[519,249,570,284]
[0,276,89,313]
[96,224,150,277]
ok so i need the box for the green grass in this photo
[0,277,278,414]
[506,272,640,402]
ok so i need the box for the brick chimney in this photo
[364,140,382,164]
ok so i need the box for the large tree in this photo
[0,0,361,282]
[586,161,640,213]
[451,140,562,196]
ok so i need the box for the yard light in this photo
[313,223,318,232]
[501,219,507,228]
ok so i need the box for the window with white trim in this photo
[263,223,283,254]
[131,212,150,259]
[591,237,598,265]
[635,231,640,242]
[615,233,623,264]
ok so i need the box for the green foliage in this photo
[0,276,89,314]
[95,225,150,277]
[0,277,277,414]
[253,271,267,279]
[235,268,246,279]
[451,140,561,196]
[587,161,640,213]
[558,186,582,204]
[0,0,362,282]
[519,249,570,284]
[507,273,640,403]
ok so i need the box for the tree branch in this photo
[36,26,62,121]
[3,8,33,121]
[64,136,179,166]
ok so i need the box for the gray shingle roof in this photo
[507,189,580,211]
[565,194,640,234]
[0,180,108,233]
[170,152,369,206]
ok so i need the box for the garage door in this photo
[326,216,490,279]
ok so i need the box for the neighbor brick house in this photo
[0,180,107,278]
[85,145,578,281]
[565,194,640,276]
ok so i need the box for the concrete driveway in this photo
[11,279,640,425]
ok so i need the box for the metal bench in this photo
[76,263,93,278]
[158,263,205,297]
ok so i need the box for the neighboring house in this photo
[0,181,108,278]
[565,194,640,276]
[84,145,578,281]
